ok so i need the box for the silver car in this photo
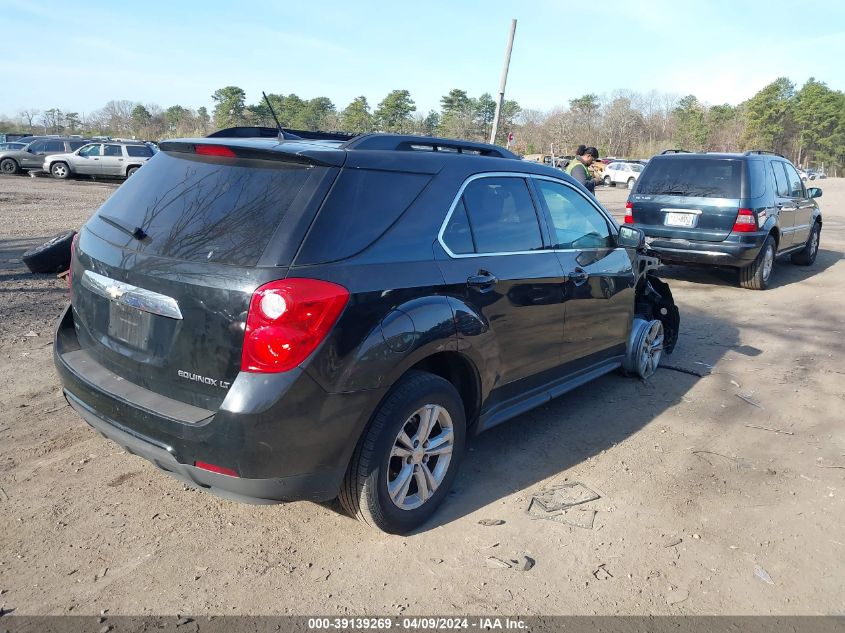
[44,141,154,179]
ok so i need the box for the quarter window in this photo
[535,180,613,249]
[443,177,542,255]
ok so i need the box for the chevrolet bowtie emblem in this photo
[106,285,125,300]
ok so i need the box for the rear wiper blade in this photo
[99,214,148,241]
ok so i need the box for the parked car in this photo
[624,150,823,290]
[0,142,25,151]
[603,161,644,188]
[55,128,679,534]
[0,137,90,175]
[43,141,154,179]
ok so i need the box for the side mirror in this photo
[618,225,646,249]
[807,187,822,199]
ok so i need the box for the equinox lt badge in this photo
[177,370,230,389]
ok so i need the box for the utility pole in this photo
[489,18,517,146]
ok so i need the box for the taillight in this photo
[68,232,80,294]
[732,208,757,233]
[241,278,349,373]
[194,461,238,477]
[624,201,634,224]
[194,144,236,157]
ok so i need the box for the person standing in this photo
[566,145,601,194]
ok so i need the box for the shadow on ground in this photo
[406,304,741,532]
[654,248,840,290]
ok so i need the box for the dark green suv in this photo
[624,150,823,289]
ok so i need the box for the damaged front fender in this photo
[635,272,679,355]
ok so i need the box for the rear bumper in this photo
[643,232,767,267]
[54,304,383,503]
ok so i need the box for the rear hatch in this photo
[70,141,339,410]
[629,157,745,242]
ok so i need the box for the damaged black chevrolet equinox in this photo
[55,128,679,533]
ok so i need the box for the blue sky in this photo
[3,0,844,118]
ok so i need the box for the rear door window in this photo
[637,158,742,198]
[90,151,326,266]
[45,140,65,152]
[453,177,542,254]
[104,145,122,157]
[772,162,790,197]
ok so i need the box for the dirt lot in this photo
[1,174,843,617]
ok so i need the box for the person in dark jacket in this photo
[566,145,601,194]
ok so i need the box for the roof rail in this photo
[207,126,357,142]
[343,134,518,159]
[660,149,691,154]
[743,150,785,158]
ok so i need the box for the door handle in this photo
[467,271,497,291]
[777,202,797,210]
[569,267,589,285]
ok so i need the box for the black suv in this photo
[625,150,823,289]
[54,128,679,533]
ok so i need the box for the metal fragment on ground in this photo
[526,482,600,527]
[485,556,512,569]
[755,565,774,585]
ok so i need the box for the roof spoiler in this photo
[207,126,357,142]
[344,134,518,158]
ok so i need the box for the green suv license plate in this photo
[664,212,696,227]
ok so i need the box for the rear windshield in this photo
[636,158,742,198]
[90,151,324,266]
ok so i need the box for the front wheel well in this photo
[409,352,480,428]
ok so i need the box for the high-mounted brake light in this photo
[624,201,634,225]
[194,461,239,477]
[732,208,757,233]
[241,278,349,373]
[194,144,237,157]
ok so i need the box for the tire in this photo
[739,235,776,290]
[790,221,820,266]
[21,230,76,274]
[339,370,466,534]
[603,175,611,186]
[50,162,70,179]
[627,177,636,190]
[1,158,19,175]
[126,166,139,178]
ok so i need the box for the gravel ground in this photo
[0,173,843,617]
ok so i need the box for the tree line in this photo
[2,76,842,172]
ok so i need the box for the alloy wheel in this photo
[387,404,454,511]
